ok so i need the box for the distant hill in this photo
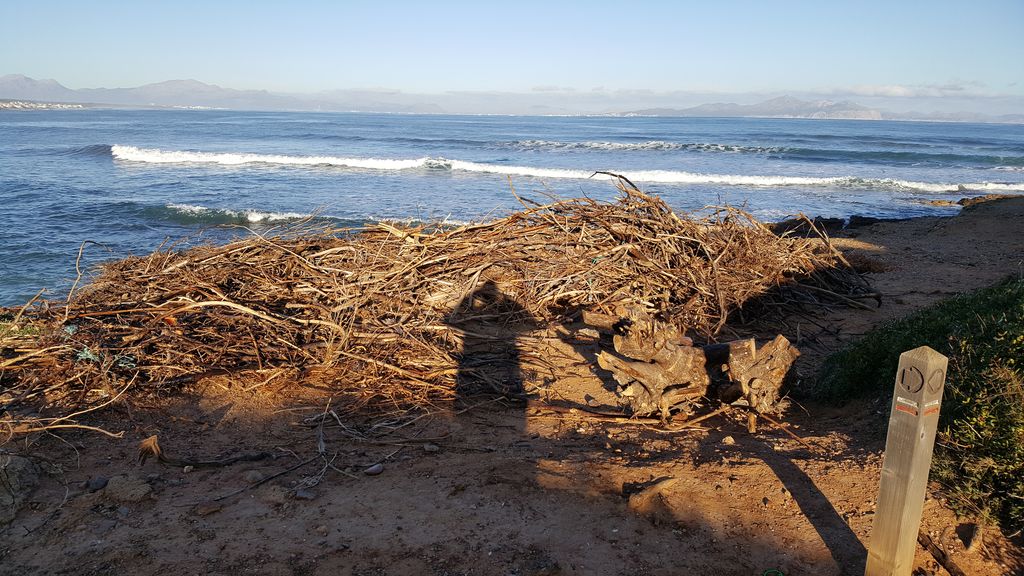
[0,74,79,102]
[0,75,300,110]
[0,74,448,113]
[626,96,883,120]
[1,74,1019,121]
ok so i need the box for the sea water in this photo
[1,109,1022,305]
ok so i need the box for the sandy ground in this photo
[2,198,1023,576]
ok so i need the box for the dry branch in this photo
[1,188,870,436]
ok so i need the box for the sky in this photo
[2,0,1023,113]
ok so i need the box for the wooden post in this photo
[865,346,948,576]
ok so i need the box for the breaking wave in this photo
[112,145,1024,193]
[146,204,474,229]
[506,140,767,153]
[505,140,1024,167]
[154,203,314,225]
[112,145,428,170]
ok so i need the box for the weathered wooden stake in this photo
[865,346,948,576]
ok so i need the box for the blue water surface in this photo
[1,109,1022,305]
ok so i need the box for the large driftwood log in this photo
[589,307,799,418]
[717,335,800,414]
[596,307,709,419]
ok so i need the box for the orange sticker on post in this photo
[895,404,919,416]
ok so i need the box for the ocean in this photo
[1,109,1022,306]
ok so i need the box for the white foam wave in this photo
[448,160,846,185]
[113,145,428,170]
[509,140,766,153]
[166,203,310,223]
[116,145,1024,193]
[364,214,474,227]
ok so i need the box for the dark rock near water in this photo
[958,193,1017,208]
[847,215,909,228]
[769,216,845,236]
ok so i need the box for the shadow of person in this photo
[692,428,868,574]
[445,279,537,403]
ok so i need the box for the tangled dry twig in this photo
[0,188,870,437]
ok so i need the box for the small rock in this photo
[86,476,109,492]
[422,443,440,454]
[315,524,329,536]
[721,435,736,446]
[363,463,384,476]
[242,470,264,483]
[104,475,153,503]
[626,477,678,525]
[293,488,317,500]
[182,465,194,474]
[116,506,130,518]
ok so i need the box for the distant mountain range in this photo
[624,96,882,120]
[2,74,1021,123]
[625,96,1024,123]
[0,74,441,113]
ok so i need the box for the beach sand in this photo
[2,198,1023,576]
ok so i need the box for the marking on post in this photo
[865,346,948,576]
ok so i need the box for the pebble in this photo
[422,443,440,454]
[293,488,317,500]
[721,435,736,446]
[182,465,194,473]
[242,470,264,483]
[86,476,109,492]
[363,463,384,476]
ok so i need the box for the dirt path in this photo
[3,199,1023,576]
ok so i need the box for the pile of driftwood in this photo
[0,188,870,435]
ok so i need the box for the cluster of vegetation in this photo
[816,276,1024,531]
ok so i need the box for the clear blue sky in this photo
[3,0,1022,98]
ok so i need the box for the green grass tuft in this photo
[816,277,1024,530]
